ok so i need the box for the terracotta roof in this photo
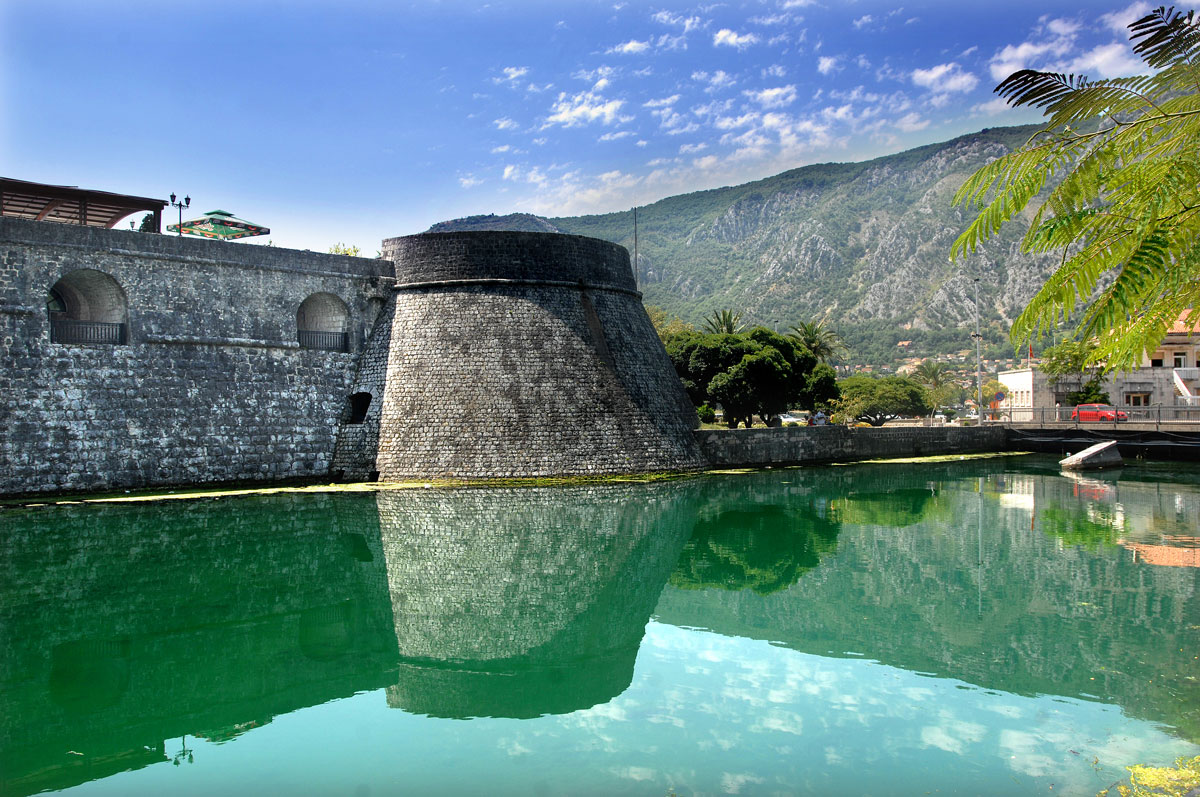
[1168,311,1198,335]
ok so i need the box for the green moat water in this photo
[1,456,1197,796]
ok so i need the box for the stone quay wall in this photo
[362,231,706,479]
[695,425,1009,468]
[0,217,391,495]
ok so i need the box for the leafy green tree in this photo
[665,326,833,426]
[1038,340,1111,404]
[802,362,840,412]
[702,308,744,334]
[951,7,1200,370]
[837,375,931,426]
[645,304,694,341]
[788,320,847,365]
[328,242,362,257]
[709,347,792,428]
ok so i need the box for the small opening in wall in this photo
[367,470,380,483]
[348,392,372,424]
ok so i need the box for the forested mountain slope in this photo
[433,125,1061,364]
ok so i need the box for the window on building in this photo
[1151,358,1164,367]
[47,269,129,345]
[1174,352,1187,368]
[1125,393,1151,406]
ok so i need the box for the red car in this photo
[1071,403,1129,422]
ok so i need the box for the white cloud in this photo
[1046,18,1081,37]
[643,94,681,108]
[715,112,760,130]
[745,85,798,109]
[763,64,786,78]
[780,0,816,7]
[853,15,873,30]
[988,20,1077,80]
[599,130,634,141]
[1101,2,1152,34]
[502,165,519,180]
[458,176,482,188]
[493,66,529,85]
[490,144,511,153]
[679,142,707,153]
[608,39,650,55]
[895,111,929,132]
[1066,42,1143,78]
[714,29,760,49]
[817,56,840,75]
[972,97,1013,115]
[544,90,629,127]
[693,70,736,92]
[911,62,978,93]
[493,118,519,131]
[652,11,702,32]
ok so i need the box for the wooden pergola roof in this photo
[0,177,166,230]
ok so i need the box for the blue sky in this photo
[2,0,1158,251]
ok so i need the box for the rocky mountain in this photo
[426,212,564,234]
[431,125,1061,364]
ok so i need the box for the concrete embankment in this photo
[694,425,1009,468]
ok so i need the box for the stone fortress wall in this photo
[350,231,706,480]
[0,221,705,495]
[0,217,391,494]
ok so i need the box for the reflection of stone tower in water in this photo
[333,231,705,480]
[377,483,696,718]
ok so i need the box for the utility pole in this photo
[972,274,984,420]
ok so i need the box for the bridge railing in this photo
[982,405,1200,426]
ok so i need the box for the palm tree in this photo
[702,309,744,334]
[787,320,846,364]
[912,359,953,419]
[911,359,951,390]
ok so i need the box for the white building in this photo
[998,314,1200,421]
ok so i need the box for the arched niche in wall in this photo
[297,292,349,352]
[46,268,129,345]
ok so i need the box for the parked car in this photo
[1071,404,1129,422]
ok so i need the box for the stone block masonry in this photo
[695,425,1009,467]
[0,217,391,495]
[360,231,706,479]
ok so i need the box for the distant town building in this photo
[998,314,1200,419]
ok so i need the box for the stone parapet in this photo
[382,230,637,292]
[694,425,1008,467]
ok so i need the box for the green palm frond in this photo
[1129,6,1200,69]
[953,6,1200,370]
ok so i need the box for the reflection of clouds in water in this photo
[720,772,766,793]
[756,710,804,736]
[983,703,1024,719]
[920,719,985,755]
[499,738,532,756]
[627,622,1197,791]
[612,765,658,781]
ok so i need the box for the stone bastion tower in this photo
[332,230,705,480]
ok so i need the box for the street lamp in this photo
[169,192,190,237]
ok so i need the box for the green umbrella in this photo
[166,209,270,240]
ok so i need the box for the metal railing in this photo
[298,329,349,353]
[982,405,1200,426]
[50,319,126,345]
